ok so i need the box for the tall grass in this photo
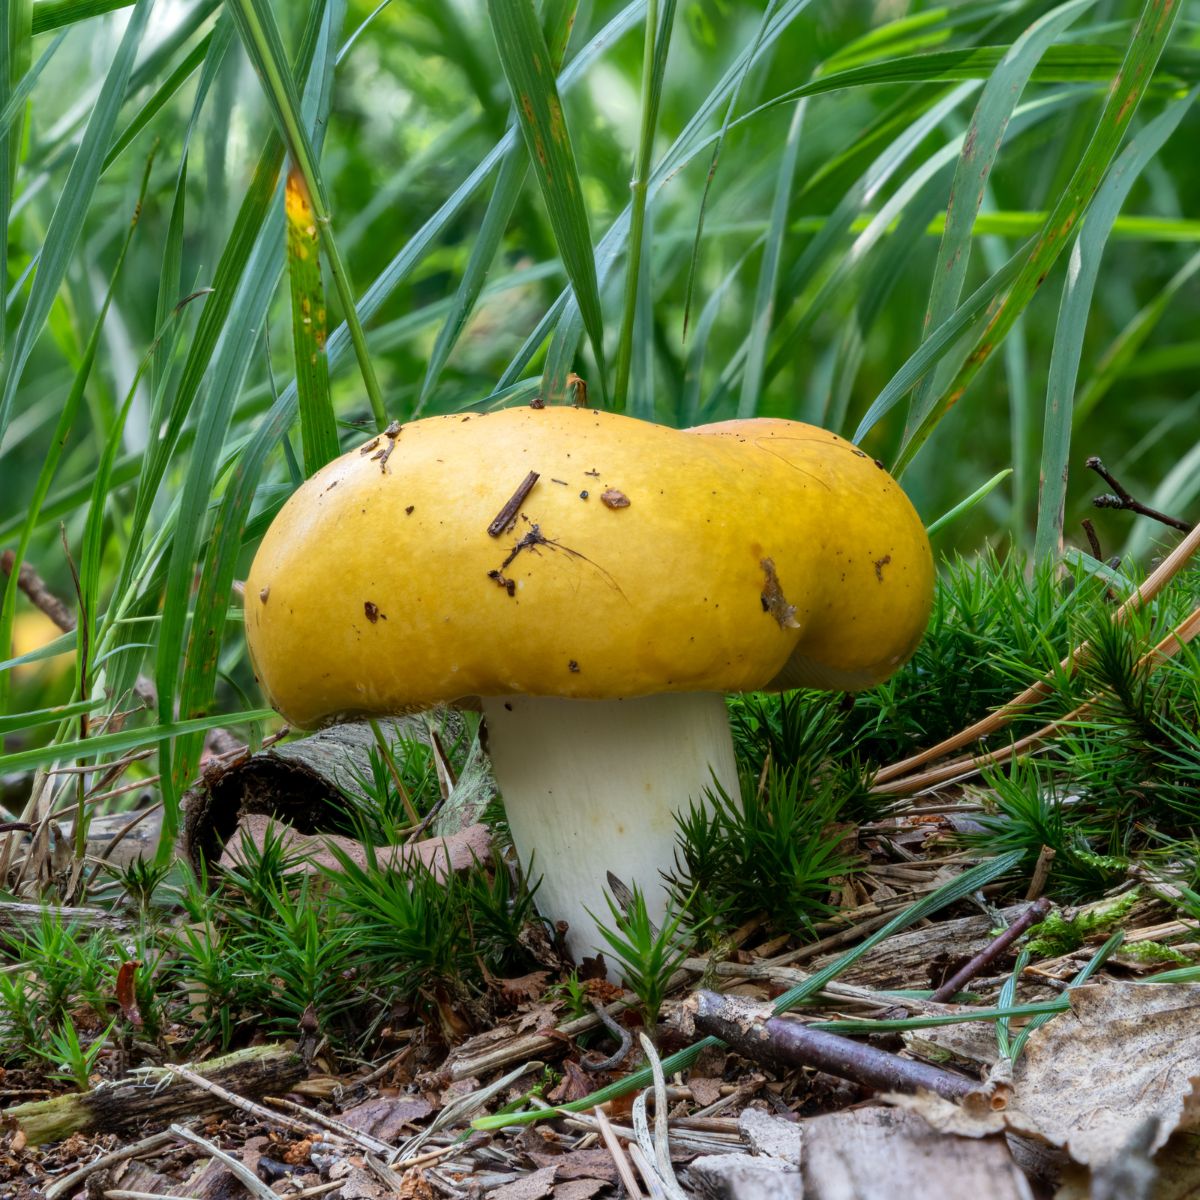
[0,0,1197,862]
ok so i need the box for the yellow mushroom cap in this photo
[245,408,934,729]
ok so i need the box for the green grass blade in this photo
[0,710,276,773]
[416,0,577,416]
[737,98,805,419]
[772,42,1200,99]
[170,3,343,814]
[893,0,1186,475]
[416,144,527,416]
[154,2,334,858]
[0,147,150,710]
[487,0,608,403]
[0,28,65,131]
[680,0,779,342]
[0,0,152,451]
[1074,245,1200,425]
[927,468,1013,536]
[517,0,815,399]
[1033,86,1199,562]
[977,228,1031,542]
[681,241,758,426]
[77,152,157,699]
[905,0,1095,447]
[102,28,213,172]
[1008,931,1124,1060]
[613,0,676,413]
[149,15,232,411]
[472,850,1023,1130]
[0,700,104,737]
[285,165,338,473]
[825,172,948,431]
[31,0,128,32]
[853,242,1028,441]
[227,0,387,432]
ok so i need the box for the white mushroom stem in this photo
[480,692,739,963]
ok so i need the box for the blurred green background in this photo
[1,0,1198,774]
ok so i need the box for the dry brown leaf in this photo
[1011,983,1200,1166]
[895,984,1200,1171]
[552,1180,609,1200]
[336,1095,434,1141]
[397,1165,436,1200]
[500,971,552,1005]
[516,1001,562,1034]
[548,1059,594,1104]
[689,1076,724,1107]
[336,1165,389,1200]
[490,1165,558,1199]
[801,1105,1032,1199]
[885,1090,1008,1139]
[528,1148,618,1182]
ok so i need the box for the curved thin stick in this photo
[873,522,1200,787]
[874,602,1200,796]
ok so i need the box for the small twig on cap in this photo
[928,897,1052,1002]
[1086,457,1193,533]
[487,471,540,538]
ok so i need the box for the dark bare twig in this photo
[1,550,76,631]
[487,472,540,538]
[1081,518,1104,560]
[928,897,1052,1002]
[581,999,633,1072]
[688,990,973,1101]
[1086,457,1193,533]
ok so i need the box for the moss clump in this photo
[1120,941,1191,966]
[1026,889,1140,957]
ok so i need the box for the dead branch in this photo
[687,990,974,1101]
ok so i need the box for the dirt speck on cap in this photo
[601,489,630,509]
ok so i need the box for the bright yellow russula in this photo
[246,406,933,957]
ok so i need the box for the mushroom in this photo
[244,407,933,959]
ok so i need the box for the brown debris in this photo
[760,558,800,629]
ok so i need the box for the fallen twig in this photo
[687,990,974,1101]
[1,549,76,631]
[873,520,1200,788]
[169,1124,277,1200]
[44,1129,179,1200]
[875,599,1200,795]
[928,897,1052,1002]
[594,1104,647,1199]
[1087,456,1193,532]
[582,999,634,1072]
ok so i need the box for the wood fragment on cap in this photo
[488,471,541,537]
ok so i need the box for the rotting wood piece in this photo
[0,898,130,933]
[181,711,483,872]
[4,1043,305,1145]
[687,990,975,1101]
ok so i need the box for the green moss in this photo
[1120,941,1191,966]
[1026,889,1140,957]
